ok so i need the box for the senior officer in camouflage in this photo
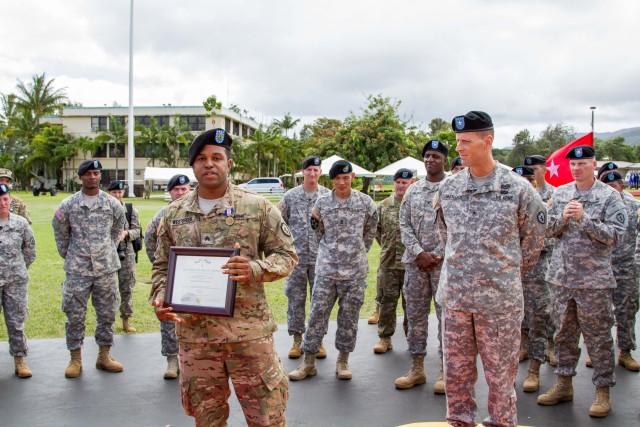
[277,155,330,359]
[52,160,127,378]
[107,180,141,334]
[151,129,297,427]
[0,168,32,224]
[537,145,627,418]
[0,183,36,378]
[434,111,546,427]
[396,141,449,395]
[372,168,412,355]
[289,160,378,381]
[600,171,640,371]
[145,173,191,379]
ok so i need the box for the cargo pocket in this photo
[256,356,289,416]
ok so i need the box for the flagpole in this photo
[127,0,136,197]
[590,106,596,140]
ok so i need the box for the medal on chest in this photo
[225,205,235,226]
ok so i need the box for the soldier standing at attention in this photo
[52,160,127,378]
[106,180,141,334]
[395,141,449,395]
[372,168,413,355]
[0,183,36,378]
[449,157,466,175]
[537,145,627,418]
[0,168,32,224]
[434,111,546,427]
[278,155,330,359]
[145,173,191,379]
[151,129,297,426]
[289,160,378,381]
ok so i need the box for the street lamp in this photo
[590,106,596,136]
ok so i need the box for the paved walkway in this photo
[0,316,638,427]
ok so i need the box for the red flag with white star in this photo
[545,132,594,187]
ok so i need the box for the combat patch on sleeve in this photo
[310,216,319,230]
[281,222,292,236]
[54,210,64,222]
[537,211,546,224]
[372,211,379,221]
[277,201,286,212]
[617,212,626,224]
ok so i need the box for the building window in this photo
[156,115,170,127]
[111,116,126,128]
[181,115,206,131]
[233,121,240,135]
[94,143,108,158]
[249,128,255,137]
[225,118,231,133]
[242,124,248,137]
[101,170,125,186]
[136,115,169,128]
[134,143,145,158]
[109,143,125,158]
[91,117,108,132]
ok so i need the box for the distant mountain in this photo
[576,127,640,146]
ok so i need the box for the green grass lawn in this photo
[0,190,386,340]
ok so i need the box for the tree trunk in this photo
[362,177,371,194]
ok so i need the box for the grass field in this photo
[0,190,386,340]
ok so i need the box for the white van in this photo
[238,177,285,194]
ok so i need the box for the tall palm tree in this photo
[135,117,163,167]
[15,73,68,129]
[273,112,301,137]
[246,125,281,177]
[95,115,127,177]
[158,116,194,167]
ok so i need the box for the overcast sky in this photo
[1,0,638,148]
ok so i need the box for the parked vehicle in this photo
[238,177,285,194]
[31,172,57,196]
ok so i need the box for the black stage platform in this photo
[1,316,638,427]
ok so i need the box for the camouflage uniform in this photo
[150,184,297,427]
[375,192,407,339]
[434,166,546,427]
[301,190,378,354]
[145,206,178,357]
[9,196,32,224]
[52,191,126,350]
[546,180,627,387]
[0,214,36,357]
[399,179,444,358]
[277,185,330,336]
[117,203,141,319]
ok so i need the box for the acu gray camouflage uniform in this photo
[546,179,627,387]
[117,202,141,319]
[399,178,444,358]
[52,191,126,350]
[434,165,546,427]
[0,214,36,357]
[277,185,330,336]
[302,190,378,354]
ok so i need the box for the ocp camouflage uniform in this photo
[301,190,378,354]
[150,184,297,427]
[10,195,32,224]
[546,180,627,387]
[375,192,407,339]
[117,203,141,319]
[434,166,546,427]
[399,179,444,358]
[145,206,178,357]
[52,191,126,350]
[611,193,640,353]
[0,214,36,357]
[277,185,330,336]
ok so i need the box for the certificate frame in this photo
[164,246,239,316]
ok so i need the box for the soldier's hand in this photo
[563,200,583,220]
[416,252,441,271]
[153,299,185,323]
[119,230,128,242]
[223,256,254,283]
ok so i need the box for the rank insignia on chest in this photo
[202,233,213,244]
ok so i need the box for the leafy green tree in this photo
[158,117,194,167]
[274,112,301,137]
[428,118,450,137]
[95,115,127,176]
[135,117,164,166]
[15,72,68,129]
[245,125,281,177]
[507,129,536,167]
[203,95,222,117]
[537,123,575,154]
[594,136,637,162]
[25,124,73,180]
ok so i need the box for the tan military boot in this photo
[317,341,327,359]
[96,346,124,372]
[14,356,32,378]
[122,318,137,333]
[523,359,541,392]
[546,339,557,366]
[585,355,593,368]
[588,386,611,418]
[336,351,352,380]
[395,356,426,389]
[618,351,640,371]
[433,363,445,395]
[373,337,393,354]
[519,332,529,362]
[288,353,317,381]
[164,355,179,379]
[537,375,573,405]
[367,305,380,325]
[288,333,303,359]
[65,349,83,378]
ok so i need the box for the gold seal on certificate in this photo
[164,247,240,316]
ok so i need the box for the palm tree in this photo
[246,125,281,177]
[273,112,300,137]
[15,73,68,129]
[158,116,194,167]
[135,117,163,167]
[95,115,127,177]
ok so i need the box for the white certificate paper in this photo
[172,255,229,308]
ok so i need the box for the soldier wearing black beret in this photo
[188,128,233,166]
[78,159,102,176]
[565,145,595,159]
[597,162,618,179]
[422,140,449,159]
[600,170,623,184]
[394,168,413,181]
[512,165,536,187]
[107,181,125,192]
[302,156,322,170]
[328,160,353,179]
[524,155,546,166]
[450,156,465,175]
[166,174,190,192]
[451,111,494,133]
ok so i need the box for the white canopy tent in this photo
[144,167,197,182]
[373,156,426,178]
[294,155,376,178]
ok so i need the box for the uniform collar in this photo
[462,163,504,194]
[184,184,237,214]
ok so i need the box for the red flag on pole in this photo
[545,132,594,187]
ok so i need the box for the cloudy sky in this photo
[1,0,638,147]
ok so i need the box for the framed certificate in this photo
[164,247,240,316]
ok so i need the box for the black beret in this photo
[512,165,534,178]
[597,162,618,178]
[0,183,9,196]
[524,155,546,166]
[451,111,494,133]
[393,168,414,181]
[422,140,449,158]
[600,170,623,183]
[450,156,463,169]
[167,174,190,191]
[329,160,353,179]
[565,145,595,159]
[302,155,322,170]
[107,180,125,191]
[188,128,233,166]
[78,159,102,176]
